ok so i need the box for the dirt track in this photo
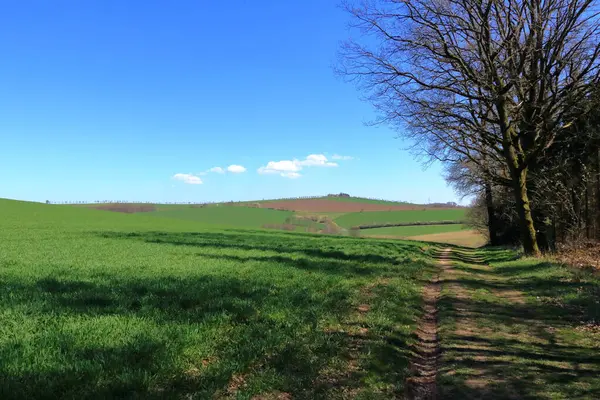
[259,199,438,213]
[405,248,450,399]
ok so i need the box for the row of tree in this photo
[340,0,600,255]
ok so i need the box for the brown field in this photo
[256,199,443,213]
[365,230,486,248]
[407,230,487,248]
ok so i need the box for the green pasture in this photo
[0,198,436,398]
[334,209,467,228]
[148,206,293,228]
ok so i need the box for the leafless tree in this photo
[339,0,600,255]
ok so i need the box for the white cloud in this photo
[208,167,225,174]
[173,173,203,185]
[257,154,337,178]
[258,160,302,175]
[331,154,354,161]
[297,154,338,167]
[227,164,247,173]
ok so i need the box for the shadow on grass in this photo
[1,273,355,399]
[438,253,600,399]
[431,247,521,265]
[1,229,432,399]
[95,230,422,268]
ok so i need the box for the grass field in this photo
[3,198,600,398]
[362,224,468,237]
[148,207,293,228]
[0,198,437,398]
[334,209,467,229]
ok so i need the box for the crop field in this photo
[256,199,418,213]
[334,209,467,229]
[147,206,293,228]
[0,198,437,398]
[361,224,468,237]
[409,230,488,248]
[322,197,410,206]
[76,198,471,243]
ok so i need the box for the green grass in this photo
[438,248,600,399]
[362,224,468,237]
[334,209,467,228]
[148,206,293,228]
[4,199,599,398]
[0,198,436,399]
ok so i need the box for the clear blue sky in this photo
[0,0,459,204]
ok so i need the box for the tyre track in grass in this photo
[405,248,452,400]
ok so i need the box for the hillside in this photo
[73,196,471,245]
[148,207,293,228]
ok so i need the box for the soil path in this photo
[405,248,452,400]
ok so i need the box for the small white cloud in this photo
[257,154,338,178]
[208,167,225,174]
[173,173,203,185]
[227,164,247,173]
[258,160,302,175]
[331,154,354,161]
[297,154,338,167]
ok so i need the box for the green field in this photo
[0,199,436,398]
[3,198,599,398]
[362,224,468,237]
[148,206,293,228]
[334,209,467,228]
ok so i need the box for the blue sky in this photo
[0,0,459,204]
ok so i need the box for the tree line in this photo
[339,0,600,255]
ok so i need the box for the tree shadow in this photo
[438,258,600,399]
[432,247,521,265]
[2,229,433,399]
[94,230,426,271]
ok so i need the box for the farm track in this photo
[405,248,451,400]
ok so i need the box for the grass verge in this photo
[438,248,600,399]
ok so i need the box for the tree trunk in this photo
[597,149,600,240]
[585,182,590,239]
[484,182,499,246]
[572,187,581,235]
[512,168,541,256]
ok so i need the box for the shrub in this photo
[348,228,361,238]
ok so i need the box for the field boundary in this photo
[355,221,465,230]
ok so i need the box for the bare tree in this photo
[445,158,506,245]
[339,0,600,255]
